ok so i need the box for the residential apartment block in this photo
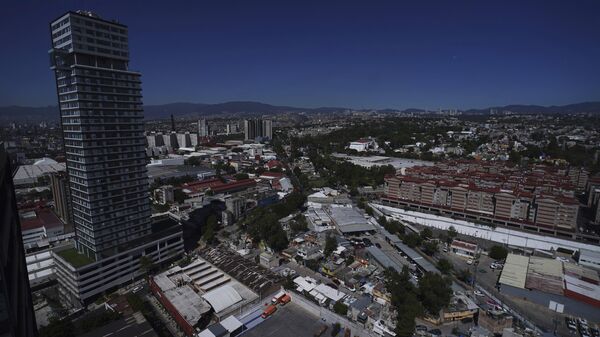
[382,161,584,238]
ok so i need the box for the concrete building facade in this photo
[50,10,151,261]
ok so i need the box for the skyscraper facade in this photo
[243,118,272,141]
[49,172,73,232]
[49,11,151,261]
[198,119,209,137]
[49,11,184,307]
[0,146,38,337]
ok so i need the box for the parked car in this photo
[362,238,373,246]
[429,329,442,336]
[415,325,428,332]
[375,243,382,249]
[466,259,473,265]
[474,290,484,297]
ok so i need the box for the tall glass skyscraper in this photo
[49,11,151,261]
[49,11,184,307]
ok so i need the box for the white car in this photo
[474,290,484,297]
[466,259,473,265]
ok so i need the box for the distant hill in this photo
[463,102,600,115]
[0,105,59,123]
[1,101,599,124]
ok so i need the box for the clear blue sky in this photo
[1,0,599,109]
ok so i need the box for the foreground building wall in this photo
[0,146,38,337]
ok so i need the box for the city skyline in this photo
[1,1,600,110]
[3,4,600,337]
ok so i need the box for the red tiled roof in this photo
[265,160,282,168]
[260,172,285,179]
[20,208,63,231]
[210,179,256,193]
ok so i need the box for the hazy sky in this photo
[1,0,599,109]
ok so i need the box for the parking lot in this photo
[242,302,327,337]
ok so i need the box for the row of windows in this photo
[61,102,142,110]
[52,25,71,39]
[67,158,146,171]
[61,109,143,118]
[74,43,129,57]
[74,69,139,81]
[53,34,72,47]
[60,93,141,103]
[51,17,70,31]
[73,18,126,35]
[68,164,145,179]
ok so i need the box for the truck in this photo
[271,290,286,304]
[261,304,277,319]
[279,294,291,305]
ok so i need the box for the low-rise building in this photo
[53,215,184,308]
[20,208,64,250]
[450,239,479,258]
[579,249,600,270]
[479,310,514,335]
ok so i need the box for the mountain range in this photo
[1,101,599,124]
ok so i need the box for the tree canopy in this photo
[418,272,453,315]
[489,245,508,260]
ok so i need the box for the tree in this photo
[234,173,249,180]
[418,272,452,315]
[333,300,348,316]
[305,259,320,272]
[331,322,341,336]
[420,228,433,240]
[324,234,337,257]
[403,233,422,248]
[185,156,202,166]
[447,226,458,241]
[290,215,308,234]
[203,215,219,244]
[456,268,472,284]
[345,255,355,266]
[422,241,438,256]
[395,293,422,337]
[173,188,187,204]
[39,317,76,337]
[489,245,508,260]
[139,256,154,276]
[437,258,453,274]
[384,267,423,337]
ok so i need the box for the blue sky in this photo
[1,0,599,109]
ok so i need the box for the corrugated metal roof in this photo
[392,241,438,273]
[202,285,242,313]
[499,254,529,289]
[366,246,403,273]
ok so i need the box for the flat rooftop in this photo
[55,247,95,268]
[147,165,214,182]
[13,162,66,185]
[499,254,529,289]
[327,206,375,233]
